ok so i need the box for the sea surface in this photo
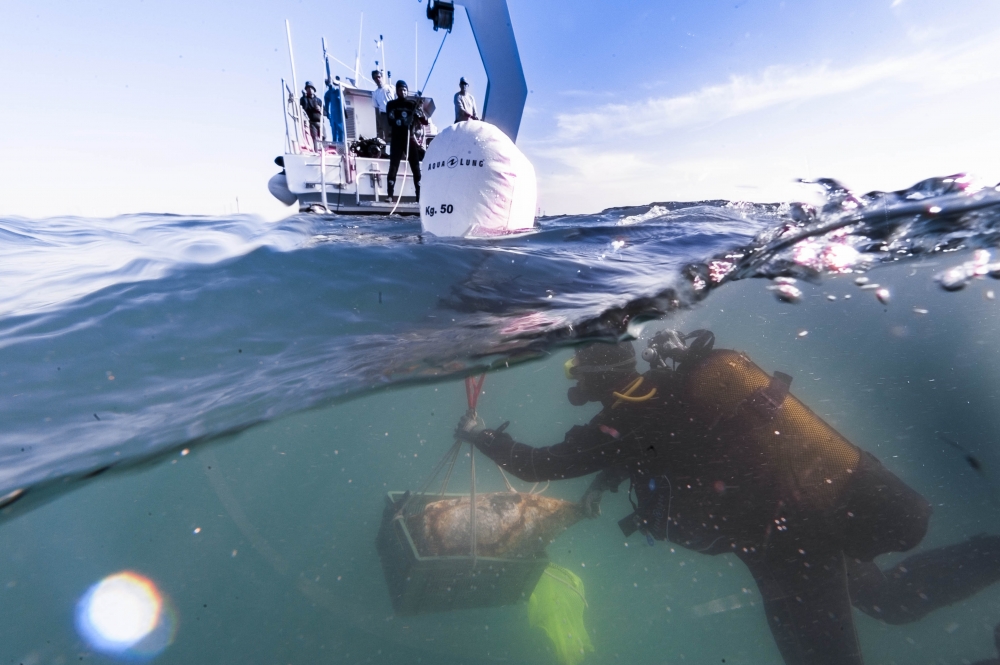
[3,174,1000,664]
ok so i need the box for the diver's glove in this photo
[579,476,608,519]
[454,419,511,451]
[579,469,627,519]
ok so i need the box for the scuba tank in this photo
[619,330,864,545]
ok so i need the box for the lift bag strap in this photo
[744,371,793,421]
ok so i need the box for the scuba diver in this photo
[456,331,1000,665]
[385,80,428,201]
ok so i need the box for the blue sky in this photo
[1,0,999,218]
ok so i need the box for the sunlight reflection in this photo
[75,571,176,660]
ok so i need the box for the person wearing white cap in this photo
[453,77,478,123]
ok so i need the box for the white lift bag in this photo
[420,121,536,237]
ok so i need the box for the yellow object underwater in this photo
[528,564,594,665]
[611,376,657,409]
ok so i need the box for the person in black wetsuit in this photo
[384,80,427,201]
[299,81,323,148]
[457,331,1000,665]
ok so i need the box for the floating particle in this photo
[797,330,809,337]
[875,288,890,305]
[193,527,201,534]
[768,284,802,304]
[844,294,852,299]
[854,277,869,285]
[987,291,996,300]
[937,266,970,291]
[860,283,880,290]
[826,295,837,301]
[180,449,189,456]
[913,308,929,315]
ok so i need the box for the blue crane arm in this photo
[455,0,527,142]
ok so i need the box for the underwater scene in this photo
[4,175,1000,664]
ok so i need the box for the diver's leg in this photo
[848,534,1000,624]
[742,550,864,665]
[842,450,931,562]
[387,152,401,199]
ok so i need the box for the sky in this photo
[1,0,999,219]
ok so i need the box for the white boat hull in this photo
[276,152,420,215]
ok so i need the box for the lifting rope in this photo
[419,30,448,95]
[397,372,518,568]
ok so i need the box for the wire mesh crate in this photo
[376,491,549,616]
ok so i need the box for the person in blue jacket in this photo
[324,77,345,144]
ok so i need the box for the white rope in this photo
[469,441,477,566]
[388,138,409,216]
[498,466,515,493]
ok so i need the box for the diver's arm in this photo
[466,423,626,483]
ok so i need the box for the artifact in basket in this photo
[409,492,584,558]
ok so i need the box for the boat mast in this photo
[379,34,388,83]
[285,20,299,100]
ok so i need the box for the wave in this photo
[1,174,998,510]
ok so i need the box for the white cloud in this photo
[548,32,1000,144]
[526,31,1000,214]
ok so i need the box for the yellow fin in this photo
[528,563,595,665]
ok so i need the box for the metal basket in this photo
[376,491,549,616]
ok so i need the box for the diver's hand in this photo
[579,486,604,519]
[454,420,510,450]
[455,411,479,437]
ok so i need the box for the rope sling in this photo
[396,374,515,567]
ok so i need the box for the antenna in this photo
[354,13,363,85]
[415,22,418,91]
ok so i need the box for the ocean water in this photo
[3,175,1000,664]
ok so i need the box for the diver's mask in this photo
[564,345,638,405]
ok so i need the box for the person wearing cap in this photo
[456,332,1000,665]
[324,76,345,144]
[372,70,395,142]
[453,77,478,123]
[384,80,428,200]
[299,82,324,148]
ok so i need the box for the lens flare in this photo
[76,571,176,660]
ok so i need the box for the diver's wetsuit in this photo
[385,96,426,200]
[475,348,1000,665]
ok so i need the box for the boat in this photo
[268,0,528,215]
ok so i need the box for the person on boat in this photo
[324,76,345,144]
[457,331,1000,665]
[453,77,478,123]
[385,80,427,201]
[372,70,395,142]
[299,82,324,148]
